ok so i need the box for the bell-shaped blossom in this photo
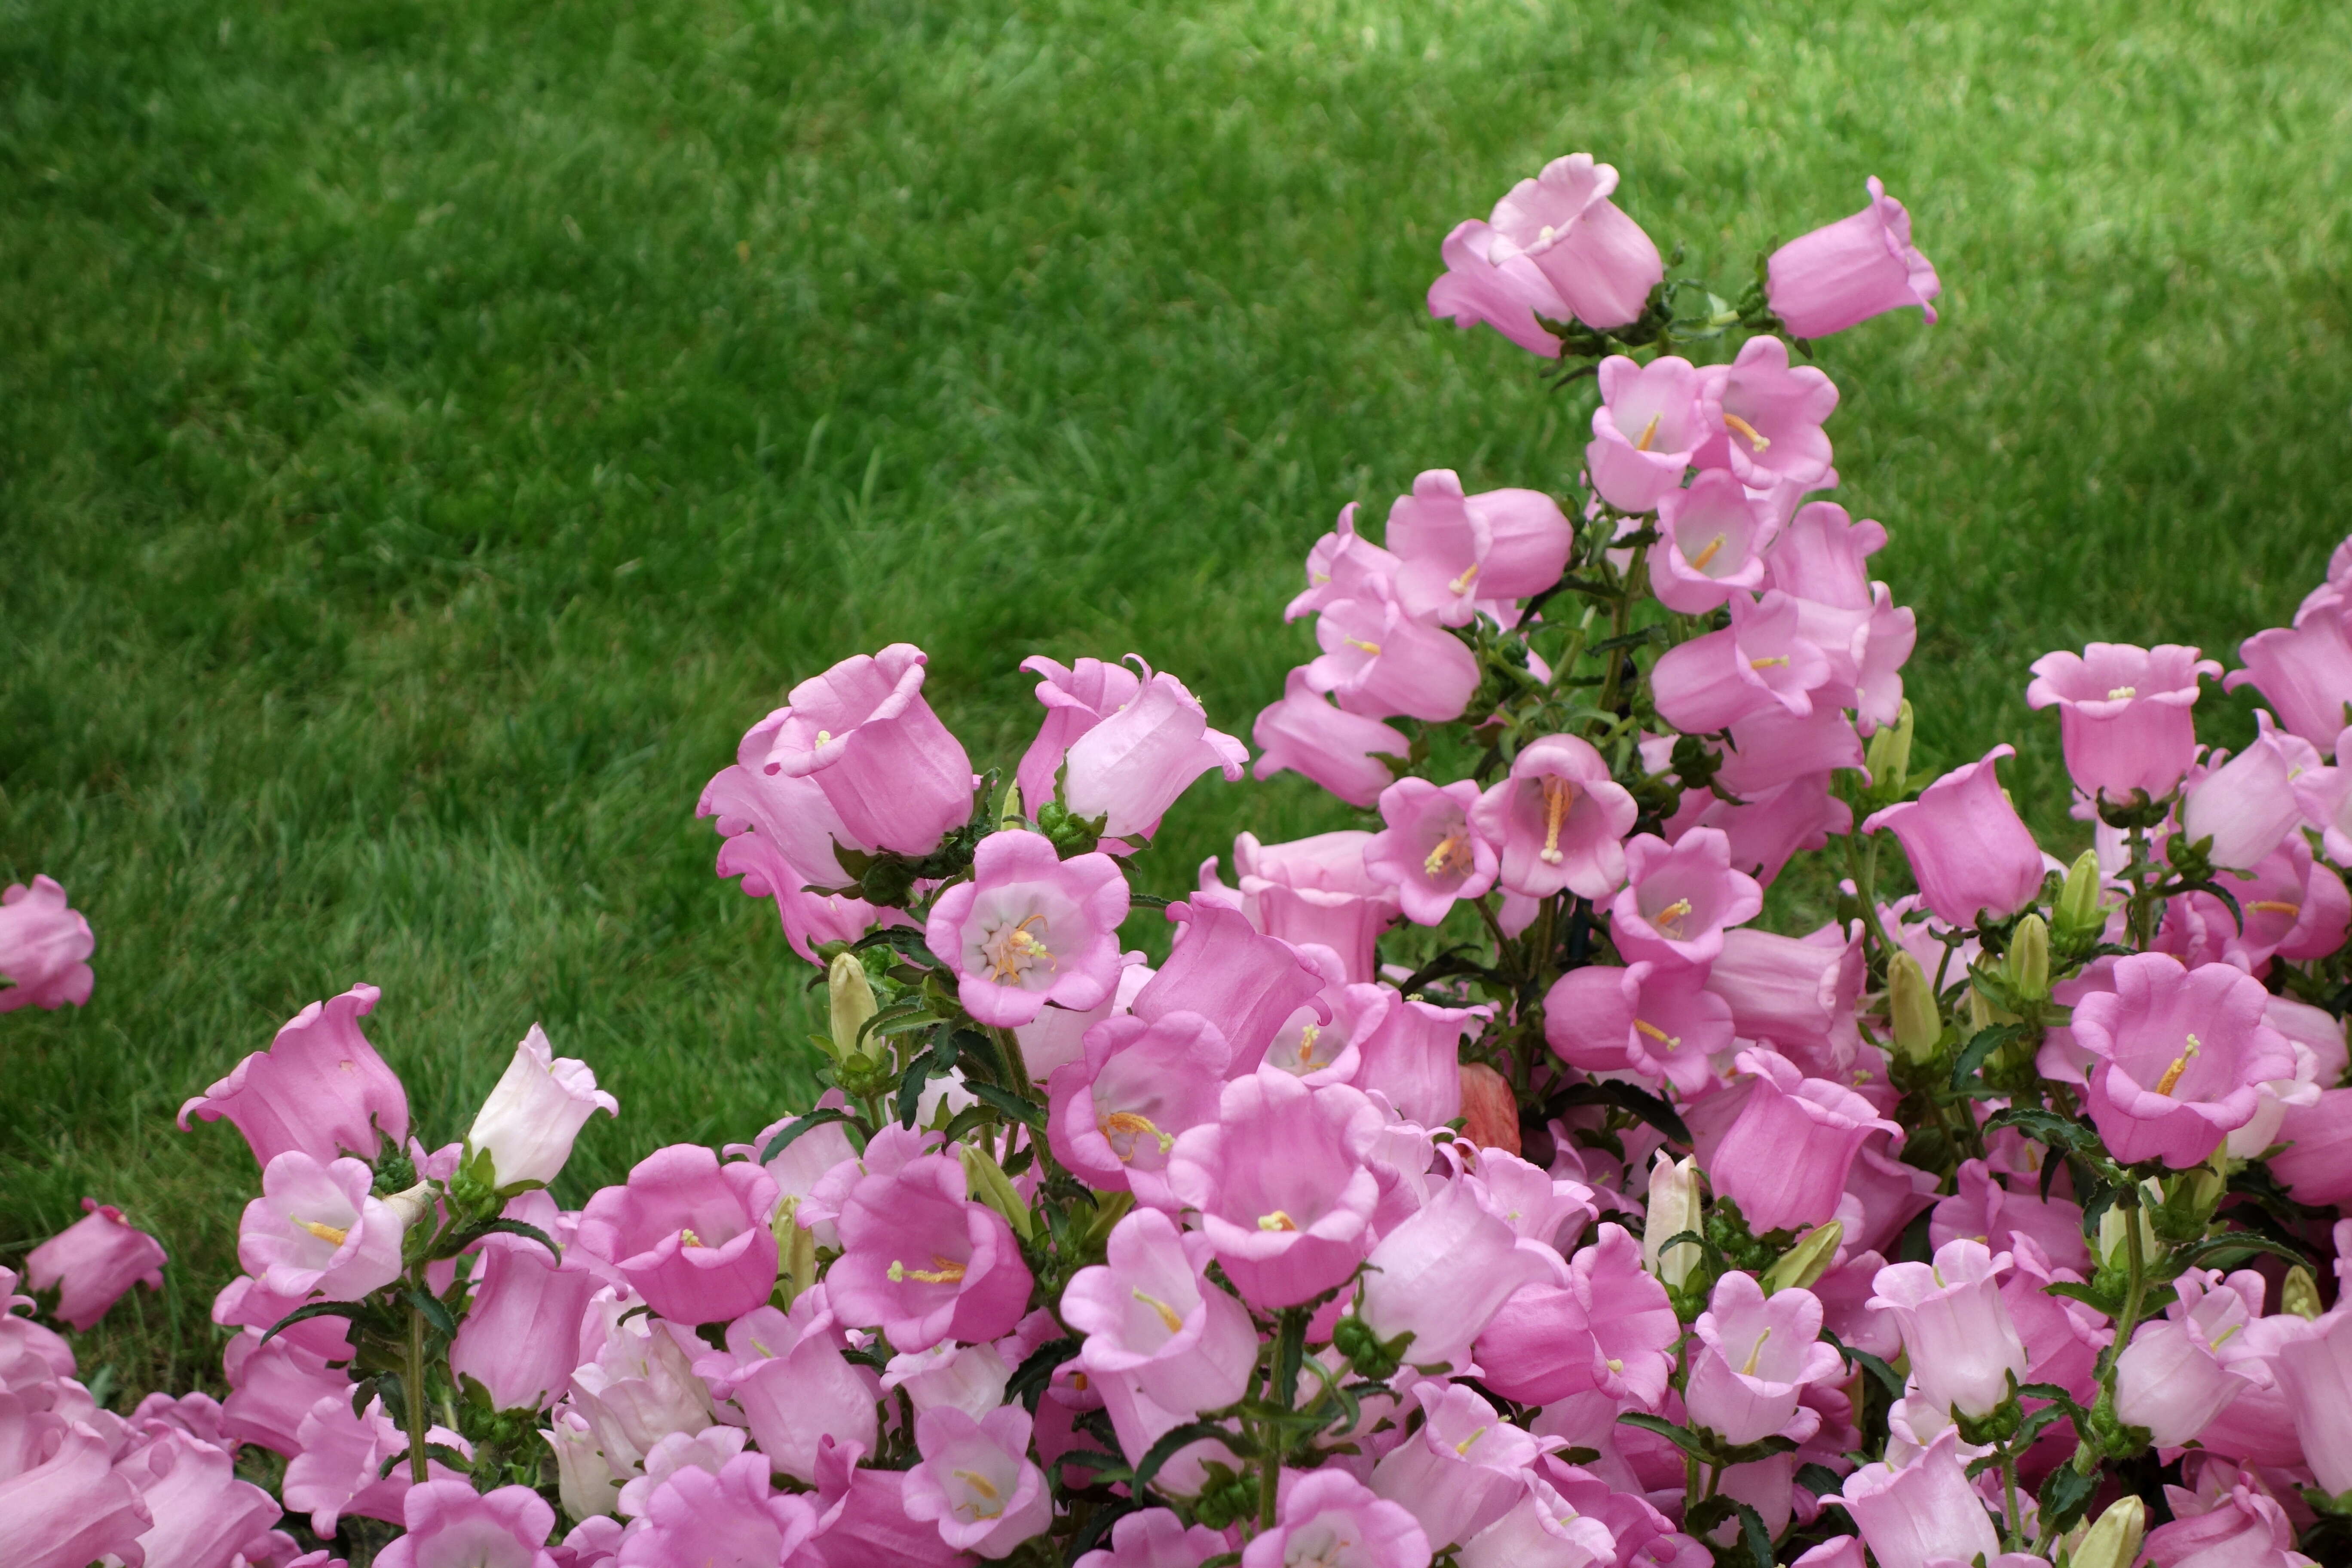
[1289,501,1403,622]
[0,1402,152,1568]
[2160,834,2351,971]
[111,1428,284,1568]
[2278,1308,2352,1495]
[1544,961,1733,1097]
[925,829,1128,1028]
[615,1426,751,1519]
[902,1404,1052,1559]
[1258,955,1389,1087]
[1768,500,1884,606]
[375,1480,556,1568]
[1355,1176,1554,1372]
[1862,746,2047,927]
[1010,956,1147,1085]
[2294,726,2352,864]
[1064,1209,1257,1430]
[2072,953,2295,1168]
[1696,335,1838,489]
[1072,1508,1230,1568]
[2114,1275,2254,1449]
[1686,1272,1841,1445]
[1427,217,1570,357]
[221,1328,352,1456]
[1705,924,1865,1074]
[694,1295,877,1484]
[2272,1086,2352,1206]
[612,1452,818,1568]
[23,1198,165,1331]
[281,1392,423,1537]
[2026,643,2219,803]
[237,1152,405,1303]
[1649,471,1778,614]
[577,1145,779,1325]
[1766,177,1941,339]
[180,983,410,1167]
[1484,153,1663,331]
[1048,1011,1234,1206]
[1710,1050,1900,1233]
[827,1149,1033,1351]
[2143,1480,2313,1568]
[1166,1069,1383,1308]
[1037,658,1248,840]
[1870,1240,2028,1420]
[1226,830,1400,983]
[0,875,93,1012]
[698,714,888,962]
[1014,654,1141,814]
[1610,828,1762,968]
[1371,1382,1562,1551]
[1471,734,1638,901]
[1242,1468,1432,1568]
[565,1297,717,1483]
[1458,1479,1619,1568]
[1929,1160,2091,1274]
[762,643,974,857]
[1475,1223,1679,1407]
[2226,592,2352,753]
[450,1234,599,1412]
[1307,573,1482,723]
[466,1023,616,1190]
[1651,590,1834,732]
[1252,668,1411,808]
[1668,771,1854,888]
[1385,470,1572,625]
[1587,354,1705,513]
[1706,697,1865,800]
[1128,901,1329,1067]
[1352,991,1490,1128]
[1364,778,1498,925]
[1831,1428,1997,1568]
[2183,716,2317,870]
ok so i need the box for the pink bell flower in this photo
[2292,724,2352,864]
[1047,1011,1234,1205]
[1010,956,1146,1085]
[1686,1272,1844,1445]
[614,1425,749,1517]
[449,1234,600,1413]
[237,1152,406,1303]
[762,643,975,856]
[1457,1479,1619,1568]
[1252,668,1412,808]
[1242,1468,1432,1568]
[925,829,1128,1028]
[1072,1508,1230,1568]
[827,1150,1034,1351]
[1166,1069,1384,1308]
[698,716,889,962]
[1287,500,1403,624]
[1306,574,1482,723]
[1427,218,1570,358]
[2277,1308,2352,1495]
[1648,471,1778,614]
[903,1404,1053,1559]
[1365,778,1499,926]
[1766,500,1886,608]
[1831,1428,1999,1568]
[2272,1086,2352,1206]
[111,1428,288,1568]
[2144,1480,2315,1568]
[1862,746,2047,928]
[1696,335,1838,490]
[566,1294,717,1479]
[1711,706,1865,799]
[281,1393,432,1538]
[1929,1160,2091,1275]
[1384,470,1573,626]
[1354,1176,1555,1372]
[1020,657,1247,840]
[2070,953,2296,1169]
[0,874,93,1011]
[1370,1382,1562,1551]
[692,1295,878,1485]
[1014,654,1142,814]
[24,1199,165,1331]
[1666,772,1854,889]
[1587,354,1706,514]
[2226,591,2352,753]
[1709,1050,1901,1233]
[1609,828,1763,968]
[2159,834,2350,971]
[466,1024,616,1190]
[1128,901,1329,1067]
[2183,715,2318,870]
[221,1329,352,1457]
[1473,1223,1679,1407]
[2114,1274,2254,1449]
[1869,1240,2028,1420]
[1470,733,1638,901]
[1351,992,1490,1128]
[1544,961,1733,1097]
[0,1408,153,1568]
[1228,830,1400,983]
[179,983,410,1167]
[576,1145,781,1325]
[1485,153,1665,331]
[1063,1209,1257,1425]
[2025,643,2220,803]
[1765,177,1942,340]
[612,1453,819,1568]
[1649,590,1834,732]
[374,1480,557,1568]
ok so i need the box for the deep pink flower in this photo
[1063,1209,1257,1436]
[2226,591,2352,752]
[1649,590,1834,732]
[1369,1383,1562,1552]
[1870,1241,2027,1420]
[903,1404,1053,1559]
[1047,1011,1234,1204]
[221,1329,352,1457]
[1072,1508,1230,1568]
[1351,991,1491,1127]
[1766,178,1941,339]
[1227,830,1400,983]
[1862,746,2047,927]
[1384,470,1572,625]
[1666,771,1854,888]
[1364,778,1498,925]
[0,1408,151,1568]
[1241,1468,1432,1568]
[449,1234,599,1412]
[827,1151,1034,1351]
[1686,1272,1843,1445]
[1544,961,1733,1096]
[1710,706,1865,799]
[375,1481,557,1568]
[112,1428,283,1568]
[180,983,410,1167]
[1473,1223,1678,1407]
[1427,218,1570,358]
[2184,715,2316,870]
[1696,335,1838,490]
[1485,153,1664,331]
[1709,1050,1900,1233]
[1471,734,1637,901]
[577,1145,781,1325]
[2277,1308,2352,1494]
[1702,926,1864,1081]
[925,829,1129,1028]
[1251,668,1412,808]
[1021,657,1247,840]
[0,874,92,1012]
[693,1295,879,1485]
[1128,901,1330,1067]
[2144,1480,2313,1568]
[762,643,974,856]
[466,1024,616,1190]
[1588,355,1706,514]
[2071,953,2296,1168]
[2025,643,2220,803]
[1166,1069,1384,1308]
[698,713,889,962]
[1831,1428,1998,1568]
[237,1152,406,1304]
[1354,1177,1554,1372]
[1609,828,1763,968]
[612,1452,818,1568]
[1306,573,1482,723]
[23,1198,165,1331]
[1649,471,1777,614]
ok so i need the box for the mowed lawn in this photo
[3,0,2349,1393]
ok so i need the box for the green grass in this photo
[3,0,2349,1397]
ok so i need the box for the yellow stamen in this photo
[1100,1110,1174,1159]
[1650,897,1694,938]
[1346,637,1382,655]
[1749,655,1791,669]
[2154,1035,2201,1097]
[1071,1370,1089,1391]
[1455,1426,1488,1457]
[815,729,832,746]
[1687,533,1727,572]
[2106,686,2137,701]
[1633,1018,1682,1054]
[1424,832,1473,880]
[1132,1289,1186,1334]
[678,1228,702,1248]
[1605,1357,1624,1374]
[1740,1328,1772,1378]
[1539,777,1575,865]
[2248,900,2302,916]
[888,1256,969,1285]
[1634,412,1662,452]
[1722,413,1772,452]
[2210,1323,2242,1351]
[1294,1023,1323,1070]
[985,913,1056,985]
[952,1469,1005,1519]
[1449,562,1481,595]
[1257,1210,1299,1232]
[295,1219,349,1246]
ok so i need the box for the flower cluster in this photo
[9,151,2352,1568]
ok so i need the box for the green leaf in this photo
[2176,1230,2312,1269]
[259,1300,368,1346]
[1005,1336,1078,1411]
[443,1218,562,1262]
[966,1079,1047,1131]
[851,926,940,969]
[409,1289,458,1338]
[2037,1461,2100,1535]
[1948,1023,2025,1093]
[1132,1421,1237,1493]
[1596,1078,1692,1145]
[1823,1331,1905,1398]
[1617,1411,1709,1462]
[1735,1501,1775,1568]
[1047,1450,1132,1485]
[1795,1462,1845,1498]
[897,1045,940,1127]
[760,1108,859,1164]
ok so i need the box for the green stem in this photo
[2125,825,2156,951]
[2000,1450,2022,1546]
[405,1293,431,1485]
[2096,1188,2151,1392]
[1845,830,1901,973]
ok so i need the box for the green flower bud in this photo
[2054,848,2106,943]
[1865,701,1914,799]
[2009,914,2049,1001]
[827,951,882,1065]
[2284,1264,2324,1320]
[2070,1495,2146,1568]
[1762,1221,1844,1294]
[1888,952,1942,1063]
[960,1143,1035,1242]
[2098,1180,2162,1272]
[774,1195,819,1309]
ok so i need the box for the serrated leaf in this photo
[1795,1462,1845,1498]
[1948,1023,2025,1093]
[760,1108,858,1164]
[1617,1411,1710,1462]
[1005,1337,1078,1411]
[851,926,940,968]
[408,1289,457,1338]
[966,1079,1048,1131]
[1823,1331,1905,1397]
[442,1218,561,1262]
[2038,1462,2099,1534]
[1132,1421,1237,1492]
[259,1300,369,1346]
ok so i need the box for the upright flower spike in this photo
[1587,354,1706,514]
[179,983,411,1168]
[1426,217,1570,357]
[23,1199,165,1331]
[1696,334,1839,490]
[1862,746,2047,928]
[924,829,1129,1029]
[1470,733,1638,902]
[763,643,976,857]
[2071,952,2296,1168]
[466,1023,617,1190]
[1765,177,1942,339]
[1251,668,1412,808]
[1364,778,1498,926]
[1484,152,1665,331]
[2025,643,2220,803]
[576,1145,781,1326]
[0,874,93,1012]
